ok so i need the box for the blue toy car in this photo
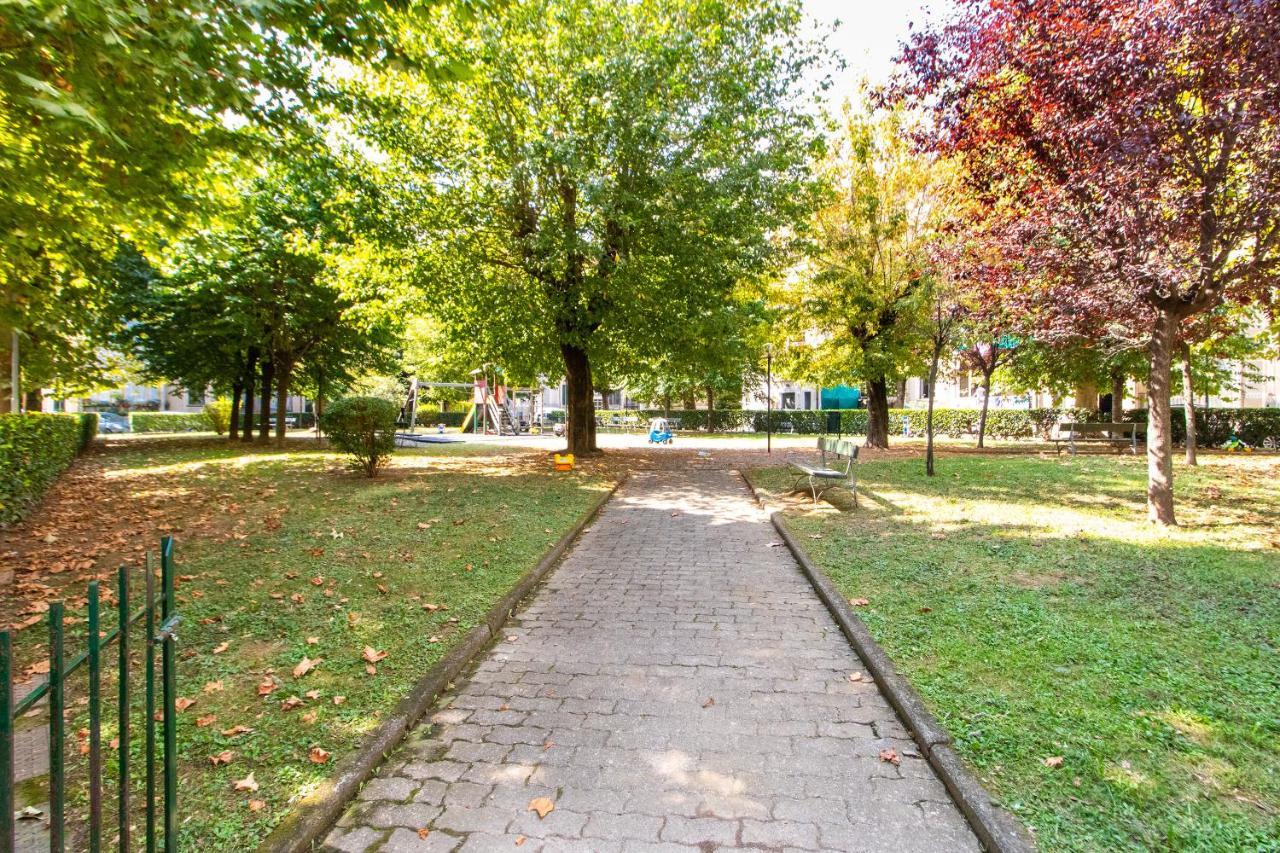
[648,417,674,445]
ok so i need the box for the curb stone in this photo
[740,472,1036,853]
[257,476,623,853]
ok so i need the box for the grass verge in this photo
[4,437,611,849]
[750,452,1280,851]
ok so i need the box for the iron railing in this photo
[1,536,181,851]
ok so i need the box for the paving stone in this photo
[381,827,461,852]
[329,469,979,851]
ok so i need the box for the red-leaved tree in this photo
[897,0,1280,523]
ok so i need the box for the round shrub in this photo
[321,396,399,477]
[205,398,233,435]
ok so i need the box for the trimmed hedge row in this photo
[0,413,94,525]
[415,409,469,428]
[1125,407,1280,446]
[130,411,214,433]
[594,407,1099,439]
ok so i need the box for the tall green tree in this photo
[357,0,826,454]
[783,104,941,448]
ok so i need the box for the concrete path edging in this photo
[742,474,1036,853]
[257,478,622,853]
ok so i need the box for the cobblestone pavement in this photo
[325,467,979,852]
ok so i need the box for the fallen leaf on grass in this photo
[212,642,230,654]
[257,678,278,697]
[849,598,870,607]
[527,797,555,819]
[196,714,217,728]
[879,748,900,766]
[248,799,265,812]
[221,725,254,737]
[362,646,388,664]
[301,710,318,724]
[292,656,321,678]
[209,750,234,766]
[308,747,331,764]
[306,636,319,645]
[175,697,196,712]
[310,575,325,586]
[280,696,304,711]
[333,696,346,705]
[203,680,224,693]
[1044,756,1064,768]
[305,689,321,700]
[347,612,361,627]
[232,772,258,792]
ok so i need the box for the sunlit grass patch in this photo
[750,452,1280,851]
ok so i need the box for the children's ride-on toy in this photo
[1222,434,1253,453]
[648,417,674,445]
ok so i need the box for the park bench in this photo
[1053,421,1144,455]
[789,437,859,504]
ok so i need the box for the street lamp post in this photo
[765,344,773,454]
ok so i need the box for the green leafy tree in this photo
[357,0,827,454]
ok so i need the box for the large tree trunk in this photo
[229,380,243,441]
[1147,310,1178,525]
[865,376,890,449]
[241,347,259,442]
[662,393,671,417]
[926,350,941,476]
[976,370,995,449]
[1181,342,1197,467]
[560,343,597,455]
[258,359,273,442]
[1110,369,1125,420]
[275,360,292,444]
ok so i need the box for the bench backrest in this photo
[818,437,858,474]
[1060,421,1140,437]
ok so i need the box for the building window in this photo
[187,389,204,406]
[920,380,930,399]
[781,392,796,409]
[803,390,812,409]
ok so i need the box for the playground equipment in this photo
[648,417,674,445]
[554,453,575,471]
[398,366,551,442]
[1222,434,1253,453]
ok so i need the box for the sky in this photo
[801,0,953,103]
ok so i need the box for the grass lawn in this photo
[2,436,612,849]
[750,452,1280,851]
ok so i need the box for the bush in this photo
[0,414,83,525]
[1123,407,1280,447]
[130,411,214,433]
[322,396,399,477]
[415,409,469,428]
[205,399,233,435]
[76,412,98,451]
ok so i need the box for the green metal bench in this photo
[789,437,859,504]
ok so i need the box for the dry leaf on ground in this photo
[527,797,555,819]
[232,772,258,792]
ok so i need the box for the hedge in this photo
[1124,407,1280,447]
[0,413,91,525]
[415,409,469,428]
[592,407,1099,439]
[77,412,98,451]
[130,411,214,433]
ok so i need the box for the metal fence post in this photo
[160,536,178,853]
[49,600,65,853]
[0,630,14,851]
[87,580,103,852]
[118,566,131,852]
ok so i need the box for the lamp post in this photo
[765,344,773,454]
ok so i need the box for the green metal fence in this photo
[1,536,181,851]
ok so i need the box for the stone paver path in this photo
[325,467,979,852]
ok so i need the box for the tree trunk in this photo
[926,349,941,476]
[705,385,714,431]
[1181,342,1197,467]
[315,370,326,440]
[258,359,273,442]
[681,392,695,410]
[241,347,258,442]
[275,360,291,444]
[229,380,243,441]
[865,376,890,449]
[894,379,907,408]
[1110,369,1125,420]
[560,343,597,455]
[662,393,671,417]
[1146,309,1178,525]
[976,370,995,449]
[0,328,11,413]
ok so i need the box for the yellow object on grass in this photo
[554,453,575,471]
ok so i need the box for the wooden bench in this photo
[1053,422,1144,455]
[789,437,859,504]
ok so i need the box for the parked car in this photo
[98,412,129,433]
